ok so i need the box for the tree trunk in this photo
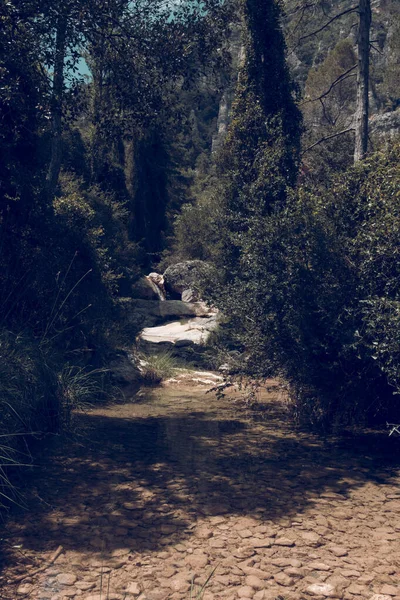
[354,0,371,162]
[46,11,67,198]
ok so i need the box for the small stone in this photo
[379,585,398,596]
[274,537,295,547]
[239,529,254,539]
[329,546,348,557]
[358,574,375,584]
[195,527,213,540]
[169,578,191,593]
[161,566,177,578]
[233,547,256,559]
[75,581,96,591]
[300,532,322,547]
[126,582,142,595]
[57,573,77,586]
[274,572,294,587]
[185,553,209,569]
[308,562,332,571]
[17,584,33,595]
[369,596,394,600]
[250,538,273,548]
[271,558,302,568]
[237,586,255,598]
[306,583,337,597]
[62,589,77,598]
[347,584,367,595]
[209,538,226,549]
[340,570,361,578]
[284,567,304,578]
[245,575,264,590]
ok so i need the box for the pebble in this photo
[274,537,295,547]
[237,586,255,598]
[57,573,78,586]
[245,575,264,590]
[308,562,332,571]
[17,584,33,595]
[329,546,348,557]
[75,582,96,591]
[379,585,399,596]
[306,583,337,597]
[126,582,142,595]
[273,572,294,587]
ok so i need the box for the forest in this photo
[0,0,400,509]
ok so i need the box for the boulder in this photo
[131,277,161,301]
[139,316,218,346]
[163,261,212,300]
[147,272,166,300]
[181,288,199,303]
[109,351,141,385]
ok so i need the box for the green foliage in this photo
[139,351,178,386]
[223,144,400,428]
[0,329,107,508]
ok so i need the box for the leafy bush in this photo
[220,144,400,428]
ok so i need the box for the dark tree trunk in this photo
[354,0,371,162]
[46,11,67,198]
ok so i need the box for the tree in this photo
[286,0,372,163]
[354,0,371,161]
[210,0,302,371]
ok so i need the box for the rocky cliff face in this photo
[211,1,400,155]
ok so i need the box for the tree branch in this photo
[300,64,357,105]
[297,6,359,43]
[302,127,355,154]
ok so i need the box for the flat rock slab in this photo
[140,316,217,345]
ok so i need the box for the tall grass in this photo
[0,329,109,512]
[139,351,178,385]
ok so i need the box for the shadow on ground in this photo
[4,386,400,559]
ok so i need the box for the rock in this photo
[308,562,332,571]
[195,526,213,540]
[75,581,96,591]
[169,577,191,593]
[163,260,212,299]
[182,289,199,303]
[246,575,265,590]
[300,531,322,547]
[250,538,273,548]
[62,589,78,598]
[147,273,166,300]
[126,582,142,595]
[17,584,33,595]
[379,585,398,596]
[306,583,337,597]
[328,546,348,557]
[86,595,123,600]
[274,572,294,587]
[132,277,163,301]
[57,573,77,586]
[109,350,141,385]
[369,596,394,600]
[185,553,209,569]
[274,537,295,547]
[237,586,256,598]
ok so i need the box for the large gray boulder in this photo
[131,276,161,301]
[163,260,212,300]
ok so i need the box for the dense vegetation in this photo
[0,0,399,505]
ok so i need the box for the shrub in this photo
[139,351,178,385]
[227,144,400,428]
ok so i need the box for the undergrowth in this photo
[139,351,179,386]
